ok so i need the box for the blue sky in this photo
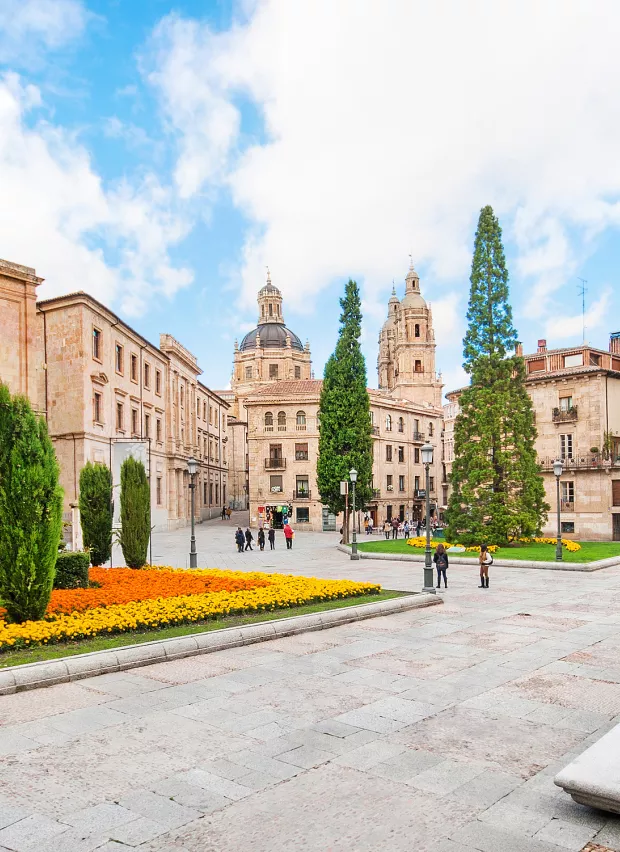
[1,0,620,397]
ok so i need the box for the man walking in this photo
[268,527,276,550]
[392,517,399,540]
[244,528,254,551]
[283,523,294,550]
[235,527,245,553]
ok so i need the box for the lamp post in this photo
[553,458,563,561]
[350,468,359,560]
[421,443,435,593]
[187,456,198,568]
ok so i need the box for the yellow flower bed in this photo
[406,537,580,553]
[0,571,381,652]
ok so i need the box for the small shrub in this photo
[54,551,90,589]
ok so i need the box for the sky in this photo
[1,0,620,398]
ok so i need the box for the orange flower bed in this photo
[47,567,273,616]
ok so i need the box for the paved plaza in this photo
[2,523,620,850]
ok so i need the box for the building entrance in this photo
[613,513,620,542]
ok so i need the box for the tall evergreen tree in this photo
[446,206,548,545]
[317,280,373,522]
[0,383,63,622]
[79,462,112,566]
[118,457,150,568]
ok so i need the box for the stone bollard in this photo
[70,502,83,552]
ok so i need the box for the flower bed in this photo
[406,537,581,553]
[0,568,381,652]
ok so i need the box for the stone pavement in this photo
[3,536,620,849]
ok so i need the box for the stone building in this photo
[241,264,444,531]
[442,337,620,541]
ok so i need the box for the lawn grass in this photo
[354,539,620,564]
[0,590,403,669]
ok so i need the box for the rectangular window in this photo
[295,443,309,461]
[561,521,575,533]
[156,477,162,506]
[295,365,301,379]
[296,476,309,496]
[92,327,102,361]
[296,507,310,523]
[564,353,583,368]
[398,446,404,463]
[196,398,201,417]
[115,343,123,374]
[144,362,150,389]
[245,366,253,380]
[203,481,208,504]
[398,475,405,492]
[144,414,150,438]
[559,396,573,411]
[130,354,138,382]
[203,401,207,420]
[414,475,420,491]
[414,448,420,464]
[429,476,435,492]
[385,445,392,462]
[209,482,213,505]
[155,369,162,395]
[560,434,573,460]
[387,474,393,489]
[156,418,162,442]
[270,475,283,493]
[561,480,575,507]
[131,408,139,435]
[613,480,620,507]
[93,392,103,423]
[269,364,279,379]
[116,402,124,431]
[215,484,219,504]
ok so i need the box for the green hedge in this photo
[54,551,90,589]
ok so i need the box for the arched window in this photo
[386,414,392,431]
[296,410,306,425]
[264,412,273,428]
[398,416,404,433]
[278,411,286,430]
[262,305,265,316]
[414,323,420,337]
[428,422,434,437]
[269,303,273,316]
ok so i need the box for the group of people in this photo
[234,523,294,553]
[220,506,232,520]
[432,542,493,590]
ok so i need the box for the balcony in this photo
[372,426,380,436]
[294,490,311,500]
[561,501,575,512]
[372,488,381,499]
[539,455,618,471]
[412,431,425,442]
[265,457,286,470]
[552,406,578,423]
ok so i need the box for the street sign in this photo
[417,489,426,498]
[340,481,348,495]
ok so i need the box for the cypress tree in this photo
[79,462,112,566]
[317,279,373,523]
[446,206,548,545]
[0,382,63,622]
[118,457,150,568]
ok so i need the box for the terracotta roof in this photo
[248,380,323,398]
[525,365,620,382]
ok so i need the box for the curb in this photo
[336,545,620,572]
[0,593,441,695]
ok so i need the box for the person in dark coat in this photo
[433,543,449,589]
[257,528,265,551]
[268,527,276,550]
[235,527,245,553]
[244,528,254,551]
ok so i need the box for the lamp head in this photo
[187,456,198,476]
[421,443,434,465]
[553,459,563,478]
[349,468,358,483]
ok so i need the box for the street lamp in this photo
[187,456,198,568]
[421,443,436,593]
[350,468,359,560]
[553,458,563,561]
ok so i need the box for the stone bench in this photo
[555,725,620,813]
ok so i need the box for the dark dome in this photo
[240,322,304,352]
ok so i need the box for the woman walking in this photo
[268,527,276,550]
[235,527,245,553]
[283,523,294,550]
[257,527,265,551]
[479,544,492,588]
[433,543,449,589]
[383,519,391,540]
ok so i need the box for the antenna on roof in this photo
[577,278,588,343]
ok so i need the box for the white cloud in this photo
[0,73,192,316]
[544,288,612,342]
[144,0,620,332]
[0,0,88,61]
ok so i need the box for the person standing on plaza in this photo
[433,543,449,589]
[479,544,492,588]
[383,519,391,540]
[416,519,422,537]
[268,527,276,550]
[235,527,245,553]
[392,517,399,539]
[403,519,410,539]
[283,522,294,549]
[257,527,265,551]
[221,506,226,521]
[368,518,373,535]
[244,527,254,551]
[226,507,232,520]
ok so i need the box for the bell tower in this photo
[257,269,284,325]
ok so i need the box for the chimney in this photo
[537,339,547,353]
[610,332,620,355]
[515,342,523,357]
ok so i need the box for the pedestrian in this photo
[383,519,391,540]
[257,527,265,551]
[244,527,254,551]
[283,522,294,549]
[268,527,276,550]
[479,544,493,588]
[226,506,232,520]
[403,520,410,538]
[235,527,245,553]
[368,519,373,535]
[392,517,399,540]
[433,543,449,589]
[221,506,226,521]
[364,517,369,535]
[416,519,421,537]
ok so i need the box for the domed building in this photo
[230,271,312,420]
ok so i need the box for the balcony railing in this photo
[372,488,381,498]
[552,406,578,423]
[294,490,311,500]
[372,426,380,435]
[561,501,574,512]
[265,457,286,469]
[539,455,620,471]
[412,431,425,442]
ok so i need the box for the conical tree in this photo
[446,206,548,545]
[118,457,150,568]
[79,462,112,566]
[0,382,63,622]
[317,279,373,527]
